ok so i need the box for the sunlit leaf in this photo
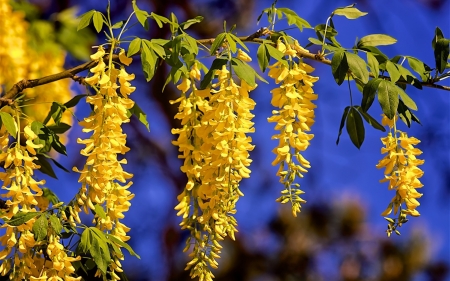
[357,34,397,47]
[333,7,368,19]
[6,212,40,226]
[346,52,369,83]
[33,215,48,242]
[377,80,399,119]
[77,10,95,31]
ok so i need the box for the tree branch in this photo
[4,30,449,109]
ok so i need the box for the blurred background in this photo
[6,0,450,280]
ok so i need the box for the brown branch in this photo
[4,32,449,108]
[2,54,119,109]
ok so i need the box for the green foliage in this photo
[0,112,17,138]
[346,107,365,149]
[6,211,40,226]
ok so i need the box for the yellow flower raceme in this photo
[172,62,256,280]
[0,122,81,280]
[268,40,318,217]
[73,46,135,279]
[377,115,424,224]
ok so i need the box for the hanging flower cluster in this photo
[0,120,82,280]
[172,55,256,280]
[377,114,424,235]
[267,40,318,217]
[73,46,135,278]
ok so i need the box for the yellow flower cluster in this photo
[267,40,318,217]
[172,57,256,280]
[73,46,135,278]
[0,121,81,280]
[377,115,424,220]
[0,0,28,93]
[0,0,73,145]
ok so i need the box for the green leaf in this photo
[111,20,125,29]
[257,44,270,72]
[42,187,61,205]
[0,112,17,138]
[407,57,428,81]
[33,215,48,242]
[358,46,388,64]
[132,0,149,29]
[355,106,386,132]
[397,88,418,110]
[357,34,397,47]
[141,42,157,82]
[331,50,348,85]
[51,135,67,156]
[434,38,450,74]
[150,12,170,28]
[149,40,166,58]
[361,78,382,112]
[49,214,62,234]
[367,52,379,78]
[231,58,256,87]
[106,234,141,259]
[396,64,416,81]
[200,58,228,89]
[265,44,286,64]
[7,212,40,226]
[64,94,87,108]
[128,38,142,57]
[377,80,399,119]
[210,33,226,55]
[336,106,350,145]
[185,34,198,55]
[78,229,92,253]
[180,16,203,30]
[385,60,401,83]
[431,27,444,50]
[43,102,65,125]
[346,107,365,149]
[77,10,95,31]
[315,23,338,39]
[130,103,150,131]
[94,205,106,220]
[277,8,311,31]
[397,99,420,127]
[170,12,179,34]
[35,154,57,179]
[92,11,104,33]
[47,123,71,134]
[228,33,249,52]
[333,7,368,19]
[346,52,369,83]
[89,228,111,274]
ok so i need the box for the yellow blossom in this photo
[74,46,135,277]
[172,62,256,279]
[377,114,424,227]
[268,40,318,217]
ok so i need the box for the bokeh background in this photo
[12,0,450,280]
